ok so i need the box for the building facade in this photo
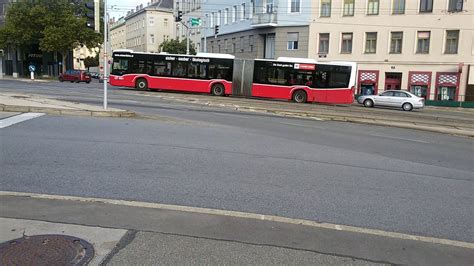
[178,0,204,52]
[308,0,474,102]
[110,17,126,52]
[202,0,312,59]
[124,0,174,53]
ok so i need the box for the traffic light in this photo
[85,1,95,30]
[175,11,183,22]
[214,25,219,35]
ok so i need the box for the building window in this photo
[232,6,237,22]
[419,0,433,13]
[224,8,229,24]
[217,11,221,26]
[232,38,236,53]
[367,0,379,15]
[250,0,254,18]
[392,0,405,14]
[287,32,299,50]
[149,17,155,26]
[417,31,430,54]
[249,35,254,52]
[341,33,352,53]
[365,32,377,53]
[210,13,214,27]
[318,33,329,54]
[320,0,331,17]
[266,0,274,13]
[149,34,155,44]
[448,0,463,12]
[390,32,403,54]
[343,0,354,16]
[240,36,245,52]
[445,30,459,54]
[438,87,456,101]
[290,0,301,13]
[241,3,246,20]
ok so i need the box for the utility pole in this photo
[203,14,208,52]
[103,0,108,110]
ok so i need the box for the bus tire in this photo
[211,83,225,96]
[292,90,307,103]
[136,78,148,90]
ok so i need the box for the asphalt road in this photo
[1,79,474,123]
[1,105,473,244]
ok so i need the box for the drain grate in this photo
[0,234,94,265]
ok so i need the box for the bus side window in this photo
[314,70,329,88]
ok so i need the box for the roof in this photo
[125,0,173,20]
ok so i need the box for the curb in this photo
[1,191,473,250]
[0,104,135,118]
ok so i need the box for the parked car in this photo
[89,72,100,79]
[357,90,425,111]
[59,70,91,83]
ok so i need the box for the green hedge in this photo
[425,100,474,108]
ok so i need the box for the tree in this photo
[84,54,99,69]
[0,0,102,73]
[159,38,196,55]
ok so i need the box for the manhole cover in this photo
[0,234,94,266]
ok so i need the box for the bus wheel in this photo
[292,90,307,103]
[211,83,225,96]
[136,78,148,90]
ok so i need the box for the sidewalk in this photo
[0,92,134,117]
[0,193,473,265]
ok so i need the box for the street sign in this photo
[190,18,202,27]
[29,65,36,72]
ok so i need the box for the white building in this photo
[124,0,174,53]
[308,0,474,103]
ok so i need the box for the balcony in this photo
[251,12,278,27]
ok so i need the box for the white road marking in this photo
[0,191,472,250]
[368,133,430,144]
[0,113,45,129]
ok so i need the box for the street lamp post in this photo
[103,0,108,110]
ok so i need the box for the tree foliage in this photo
[84,54,99,69]
[0,0,102,71]
[159,38,196,55]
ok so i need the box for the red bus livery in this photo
[110,50,356,104]
[111,50,234,96]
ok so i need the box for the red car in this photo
[59,70,91,83]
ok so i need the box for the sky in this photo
[108,0,149,20]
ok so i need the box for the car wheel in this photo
[402,103,413,111]
[86,81,90,84]
[363,99,374,108]
[211,83,225,96]
[136,78,148,90]
[59,77,63,82]
[292,90,307,103]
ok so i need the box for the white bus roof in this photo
[277,57,318,64]
[113,49,235,59]
[196,53,235,59]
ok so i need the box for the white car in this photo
[357,90,425,111]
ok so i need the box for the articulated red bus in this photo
[110,50,356,104]
[110,50,234,96]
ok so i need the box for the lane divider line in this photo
[0,113,45,129]
[0,191,472,249]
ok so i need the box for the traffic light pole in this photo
[103,0,108,110]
